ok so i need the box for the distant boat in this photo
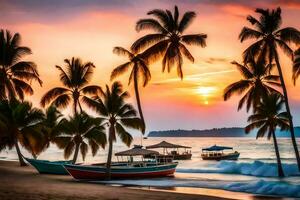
[64,145,178,180]
[25,157,71,175]
[201,145,240,161]
[146,141,192,160]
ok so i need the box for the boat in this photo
[64,145,178,180]
[201,145,240,161]
[146,141,192,160]
[25,157,71,175]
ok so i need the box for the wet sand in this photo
[0,160,233,200]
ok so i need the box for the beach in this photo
[0,160,234,200]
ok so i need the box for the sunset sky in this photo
[1,0,300,132]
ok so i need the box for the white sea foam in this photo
[176,160,300,177]
[224,180,300,197]
[101,178,300,198]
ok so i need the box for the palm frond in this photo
[223,80,252,101]
[115,123,133,147]
[135,19,167,33]
[181,34,207,47]
[110,62,132,80]
[178,11,196,33]
[40,87,70,107]
[239,27,263,42]
[80,142,88,161]
[131,34,165,53]
[179,43,194,62]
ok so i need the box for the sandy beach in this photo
[0,160,235,200]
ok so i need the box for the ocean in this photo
[1,137,300,199]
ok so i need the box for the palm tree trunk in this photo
[274,53,300,171]
[74,99,78,115]
[106,124,114,180]
[78,102,83,113]
[15,141,27,166]
[271,129,284,177]
[133,71,145,134]
[72,143,80,164]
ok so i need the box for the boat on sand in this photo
[64,145,178,180]
[25,157,71,175]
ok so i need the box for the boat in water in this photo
[25,157,71,175]
[146,141,192,160]
[64,145,178,180]
[201,145,240,161]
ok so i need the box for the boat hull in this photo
[64,163,178,180]
[201,152,240,161]
[25,158,71,175]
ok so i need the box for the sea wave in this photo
[176,160,300,177]
[101,178,300,198]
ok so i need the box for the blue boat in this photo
[201,145,240,161]
[25,157,71,175]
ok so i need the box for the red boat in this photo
[64,145,178,180]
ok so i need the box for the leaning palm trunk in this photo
[106,124,115,180]
[72,143,80,164]
[133,73,145,134]
[271,130,284,177]
[15,141,27,166]
[274,53,300,170]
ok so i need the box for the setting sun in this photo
[196,86,217,96]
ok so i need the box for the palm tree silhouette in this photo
[111,47,149,133]
[239,7,300,170]
[41,57,102,115]
[224,59,281,112]
[292,48,300,84]
[0,30,42,100]
[132,5,207,79]
[39,106,64,155]
[0,100,44,166]
[245,93,289,177]
[84,81,143,179]
[53,112,106,164]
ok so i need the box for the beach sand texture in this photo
[0,160,233,200]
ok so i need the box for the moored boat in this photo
[146,141,192,160]
[201,145,240,161]
[25,157,71,175]
[64,145,178,180]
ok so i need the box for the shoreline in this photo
[0,160,234,200]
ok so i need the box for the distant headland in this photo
[147,127,300,137]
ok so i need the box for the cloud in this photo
[0,0,133,24]
[205,57,229,64]
[152,69,235,85]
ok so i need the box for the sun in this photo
[196,86,216,96]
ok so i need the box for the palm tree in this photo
[292,48,300,84]
[132,5,207,79]
[111,47,149,133]
[245,93,289,177]
[52,112,106,164]
[224,59,281,112]
[40,57,102,114]
[84,81,143,179]
[239,7,300,170]
[38,106,64,155]
[0,100,44,166]
[0,29,42,100]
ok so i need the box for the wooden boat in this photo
[146,141,192,160]
[64,145,178,180]
[25,157,71,175]
[201,145,240,161]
